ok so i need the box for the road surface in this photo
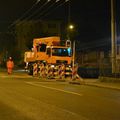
[0,70,120,120]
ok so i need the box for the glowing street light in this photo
[69,24,74,30]
[67,24,74,40]
[68,24,75,80]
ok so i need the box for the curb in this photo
[84,83,120,91]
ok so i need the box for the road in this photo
[0,70,120,120]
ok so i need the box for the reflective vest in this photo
[7,60,14,69]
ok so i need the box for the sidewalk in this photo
[83,78,120,91]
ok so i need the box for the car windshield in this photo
[52,48,71,57]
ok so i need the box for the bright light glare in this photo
[51,65,55,68]
[69,25,74,30]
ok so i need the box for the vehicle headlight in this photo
[51,65,55,68]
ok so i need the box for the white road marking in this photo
[0,75,32,78]
[26,82,83,96]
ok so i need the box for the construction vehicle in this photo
[24,36,72,78]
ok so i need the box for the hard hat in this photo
[9,57,12,60]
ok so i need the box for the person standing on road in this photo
[6,57,14,74]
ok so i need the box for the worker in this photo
[6,57,14,74]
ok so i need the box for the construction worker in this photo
[6,57,14,74]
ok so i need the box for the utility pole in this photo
[111,0,117,73]
[67,0,71,40]
[67,0,75,79]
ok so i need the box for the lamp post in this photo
[68,24,75,79]
[67,0,76,79]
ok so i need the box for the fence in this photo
[78,57,120,78]
[99,58,120,78]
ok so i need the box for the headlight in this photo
[51,65,55,68]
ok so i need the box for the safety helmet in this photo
[9,57,12,60]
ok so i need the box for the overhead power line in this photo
[8,0,69,29]
[34,0,61,19]
[23,0,51,21]
[40,0,69,19]
[8,0,41,29]
[18,0,41,20]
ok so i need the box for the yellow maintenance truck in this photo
[24,36,72,78]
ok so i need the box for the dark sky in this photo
[0,0,120,42]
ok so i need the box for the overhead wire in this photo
[31,0,69,20]
[8,0,69,30]
[34,0,58,19]
[14,0,67,23]
[18,0,41,20]
[23,0,51,21]
[8,0,41,29]
[40,0,69,19]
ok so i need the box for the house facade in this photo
[76,38,120,77]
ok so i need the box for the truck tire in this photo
[28,65,33,75]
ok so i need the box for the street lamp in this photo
[68,24,75,80]
[69,24,74,30]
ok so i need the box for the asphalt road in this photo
[0,70,120,120]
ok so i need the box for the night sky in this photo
[0,0,120,42]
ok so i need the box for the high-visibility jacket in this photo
[7,60,14,69]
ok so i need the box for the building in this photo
[76,38,120,77]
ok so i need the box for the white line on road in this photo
[0,75,32,78]
[26,82,83,96]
